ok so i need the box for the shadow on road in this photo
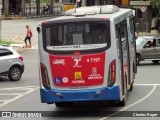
[44,101,123,117]
[138,62,160,66]
[0,76,11,82]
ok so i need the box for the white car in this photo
[0,44,24,81]
[136,35,160,64]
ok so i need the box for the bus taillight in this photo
[42,21,48,24]
[103,18,109,21]
[41,63,51,90]
[108,60,116,87]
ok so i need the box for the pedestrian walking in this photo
[24,25,32,48]
[43,4,50,14]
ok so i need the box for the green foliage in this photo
[0,41,14,45]
[157,0,160,4]
[156,0,160,5]
[41,0,49,3]
[152,0,160,8]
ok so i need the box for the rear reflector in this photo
[42,21,48,24]
[103,18,109,21]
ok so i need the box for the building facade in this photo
[130,0,156,32]
[2,0,129,18]
[2,0,54,18]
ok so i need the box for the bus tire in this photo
[55,102,73,107]
[116,97,126,106]
[128,82,133,91]
[55,102,66,107]
[133,61,137,75]
[136,54,140,65]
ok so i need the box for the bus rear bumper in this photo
[40,86,120,103]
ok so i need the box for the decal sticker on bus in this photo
[63,77,69,83]
[74,72,82,79]
[53,59,65,65]
[72,79,86,84]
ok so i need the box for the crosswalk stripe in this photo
[0,86,39,108]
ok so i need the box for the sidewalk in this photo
[10,43,26,52]
[6,35,27,52]
[7,35,36,52]
[10,43,38,53]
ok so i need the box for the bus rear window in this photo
[43,22,109,51]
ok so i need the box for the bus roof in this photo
[41,5,132,24]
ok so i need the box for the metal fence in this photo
[24,6,62,17]
[2,6,62,18]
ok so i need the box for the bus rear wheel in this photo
[136,54,140,65]
[128,82,133,91]
[116,97,126,106]
[55,102,73,107]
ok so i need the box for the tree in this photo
[151,0,160,17]
[157,0,160,4]
[154,0,160,7]
[151,1,160,32]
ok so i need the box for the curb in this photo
[2,16,22,20]
[17,47,27,53]
[2,15,60,20]
[10,44,26,53]
[10,44,38,53]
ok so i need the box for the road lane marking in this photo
[25,86,39,88]
[99,85,157,120]
[0,93,25,95]
[135,84,160,86]
[0,86,39,108]
[0,100,7,102]
[0,86,39,90]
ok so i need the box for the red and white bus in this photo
[37,5,137,107]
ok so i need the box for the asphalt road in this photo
[0,49,160,120]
